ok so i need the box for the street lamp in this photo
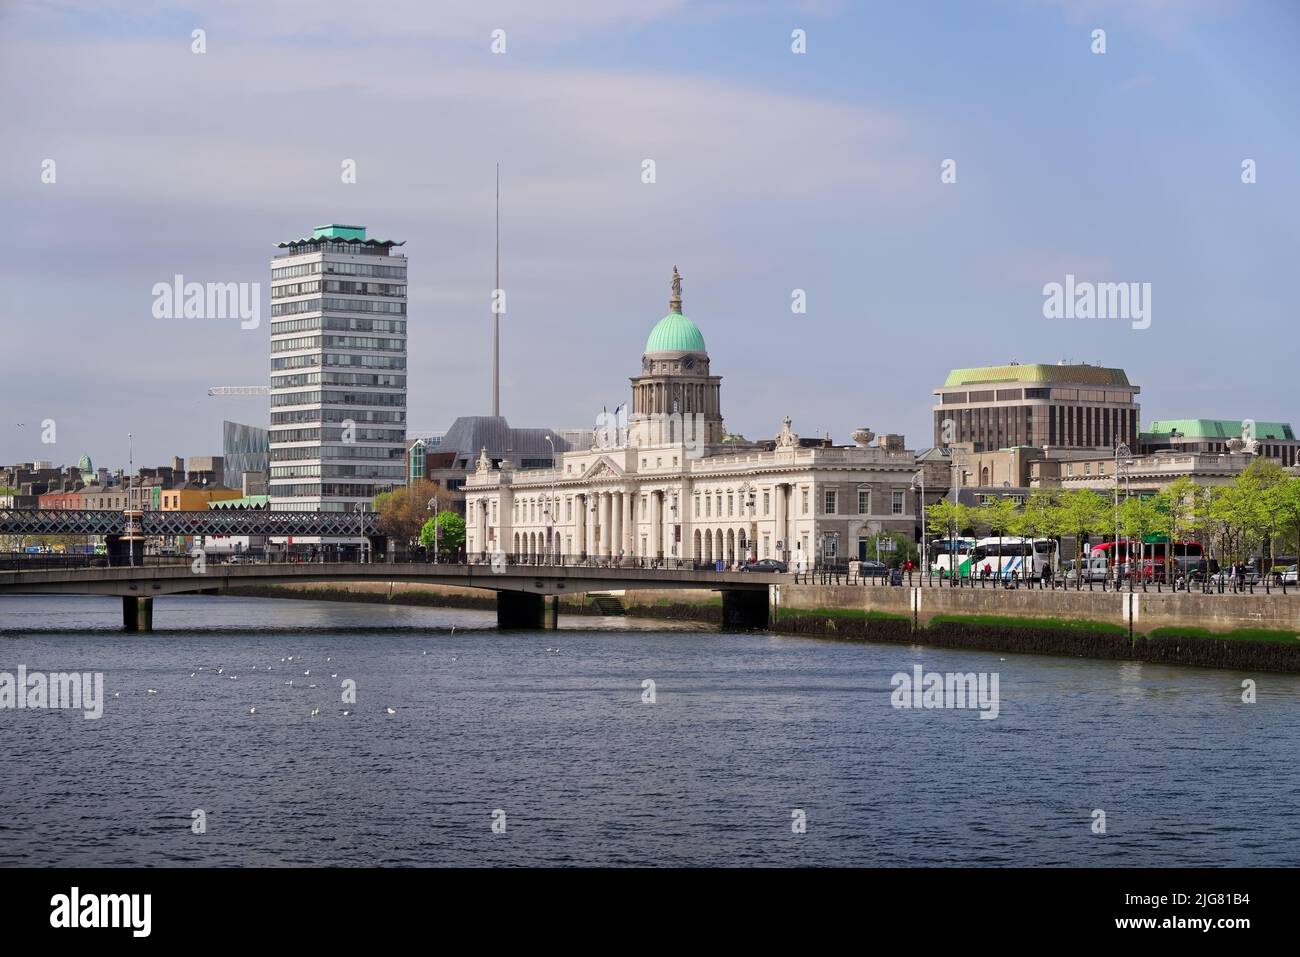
[127,432,134,568]
[426,496,440,564]
[1113,442,1130,584]
[912,469,926,574]
[743,482,757,563]
[543,434,557,562]
[670,494,679,563]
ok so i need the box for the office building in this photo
[269,224,409,518]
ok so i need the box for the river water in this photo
[1,594,1295,866]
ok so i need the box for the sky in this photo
[1,0,1297,469]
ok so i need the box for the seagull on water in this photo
[303,671,310,676]
[216,667,224,675]
[248,707,256,715]
[310,708,320,717]
[147,689,157,695]
[386,707,396,715]
[342,710,351,716]
[330,673,337,678]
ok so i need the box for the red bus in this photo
[1090,540,1205,580]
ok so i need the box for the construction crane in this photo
[208,386,270,396]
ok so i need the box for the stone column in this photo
[651,491,663,559]
[575,494,587,560]
[622,488,635,559]
[678,484,692,562]
[774,483,788,561]
[598,491,611,559]
[476,499,488,559]
[610,491,623,562]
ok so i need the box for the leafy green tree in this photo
[1265,477,1300,566]
[1057,490,1110,572]
[1119,494,1165,579]
[420,511,465,558]
[978,496,1020,576]
[925,499,976,576]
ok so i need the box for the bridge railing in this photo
[3,549,1286,596]
[0,552,195,571]
[788,565,1291,596]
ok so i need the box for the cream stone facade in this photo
[463,270,920,567]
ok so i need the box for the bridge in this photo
[0,559,776,631]
[0,508,383,536]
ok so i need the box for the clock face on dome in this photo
[683,356,695,370]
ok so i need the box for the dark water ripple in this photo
[0,594,1297,867]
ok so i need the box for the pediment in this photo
[580,455,626,481]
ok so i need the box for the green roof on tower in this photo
[276,223,404,248]
[313,224,367,240]
[644,266,707,354]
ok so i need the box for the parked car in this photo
[1282,564,1298,586]
[1210,566,1261,587]
[740,558,788,573]
[856,560,888,577]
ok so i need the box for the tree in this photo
[925,499,976,577]
[1119,494,1164,579]
[375,479,457,551]
[978,496,1020,576]
[1057,490,1110,575]
[420,511,465,558]
[1265,477,1300,566]
[1159,477,1198,581]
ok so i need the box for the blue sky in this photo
[2,0,1297,467]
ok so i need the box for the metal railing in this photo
[2,549,1290,595]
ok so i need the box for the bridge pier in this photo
[122,596,154,632]
[721,589,768,630]
[497,592,559,629]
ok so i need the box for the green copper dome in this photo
[645,312,706,354]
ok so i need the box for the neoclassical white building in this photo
[463,270,920,566]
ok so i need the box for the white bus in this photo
[970,537,1060,580]
[928,537,976,578]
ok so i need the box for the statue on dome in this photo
[669,265,683,314]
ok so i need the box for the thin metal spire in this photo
[492,163,501,417]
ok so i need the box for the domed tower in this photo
[629,267,725,447]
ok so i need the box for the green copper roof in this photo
[943,363,1130,388]
[277,223,404,248]
[313,224,367,240]
[645,312,706,354]
[1146,419,1295,440]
